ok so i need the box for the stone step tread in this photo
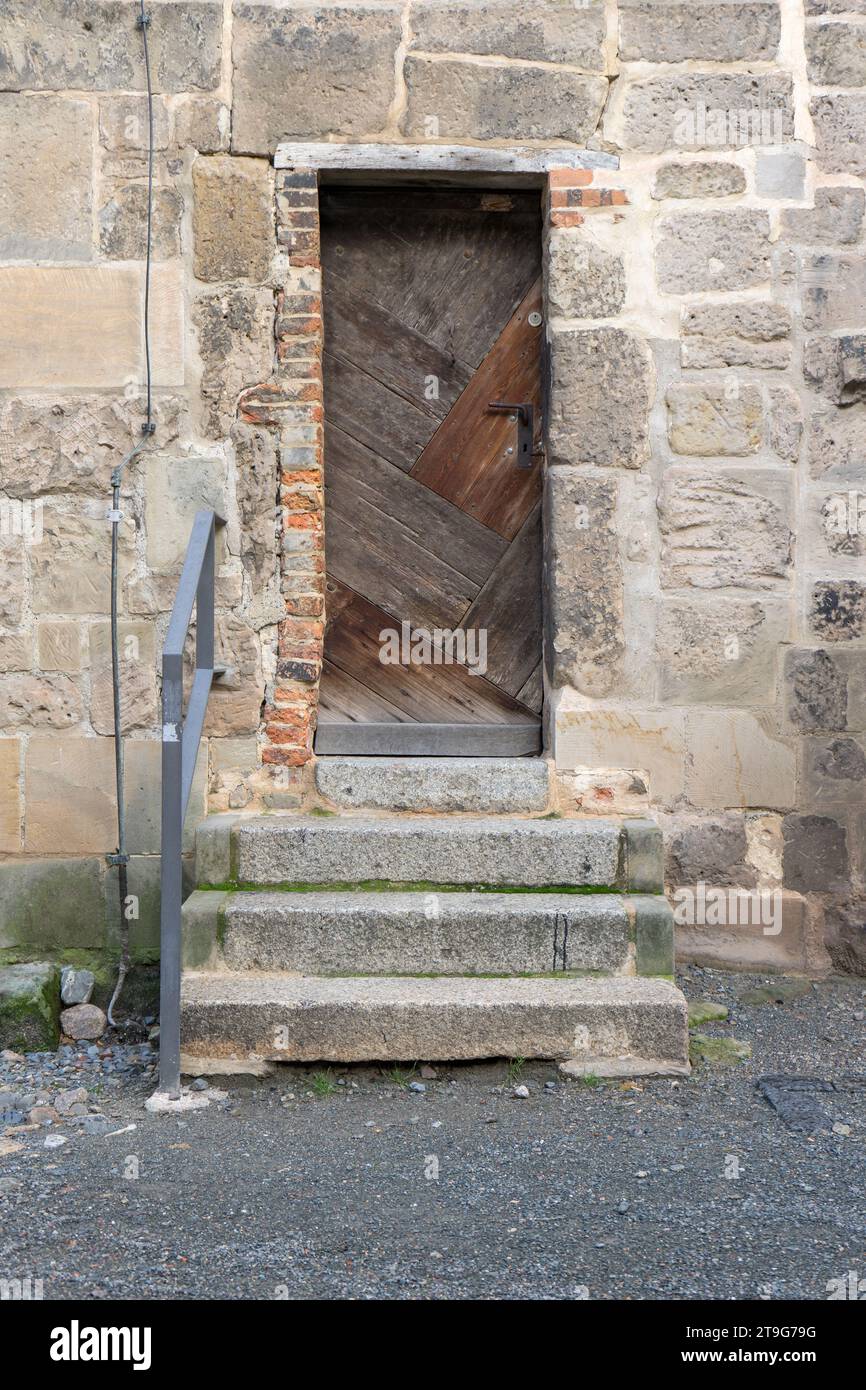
[180,972,689,1067]
[200,813,662,893]
[315,756,552,813]
[183,889,674,978]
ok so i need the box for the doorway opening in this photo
[315,184,545,757]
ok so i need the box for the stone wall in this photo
[0,1,864,975]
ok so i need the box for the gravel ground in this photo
[1,967,865,1301]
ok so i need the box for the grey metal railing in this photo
[158,508,224,1096]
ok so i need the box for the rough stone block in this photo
[231,4,402,152]
[676,891,811,974]
[192,287,274,437]
[0,94,93,260]
[804,335,866,406]
[681,301,791,370]
[809,580,866,643]
[664,812,755,888]
[402,57,607,143]
[0,674,82,729]
[667,384,763,456]
[546,471,624,697]
[783,813,849,893]
[232,424,279,590]
[803,253,866,333]
[0,265,185,390]
[657,211,771,293]
[781,187,865,245]
[658,596,790,704]
[193,156,274,282]
[546,231,626,319]
[659,469,793,590]
[0,738,20,852]
[685,711,796,811]
[31,503,135,614]
[0,964,60,1052]
[548,328,652,469]
[205,615,263,738]
[809,407,866,479]
[803,735,866,808]
[754,149,806,200]
[409,0,606,67]
[807,20,866,86]
[0,394,185,498]
[143,455,226,571]
[315,756,551,814]
[555,698,685,806]
[621,73,793,154]
[89,621,157,735]
[784,647,849,733]
[0,535,25,627]
[811,94,866,175]
[652,161,746,200]
[24,738,117,853]
[99,185,183,260]
[619,1,781,62]
[824,900,866,977]
[0,1,222,93]
[768,386,803,462]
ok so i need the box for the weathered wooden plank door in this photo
[316,187,544,756]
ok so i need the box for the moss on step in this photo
[688,1000,730,1028]
[197,879,630,895]
[689,1033,751,1066]
[0,962,61,1051]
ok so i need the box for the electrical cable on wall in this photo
[106,0,157,1025]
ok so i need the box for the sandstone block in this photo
[402,57,607,143]
[0,94,93,260]
[652,161,746,200]
[681,301,791,370]
[36,623,82,674]
[99,185,183,260]
[0,265,185,390]
[98,95,170,152]
[143,455,226,571]
[409,0,606,67]
[807,20,866,86]
[803,736,866,808]
[621,73,793,154]
[809,580,866,643]
[231,4,402,152]
[193,156,274,282]
[31,504,135,615]
[784,648,849,733]
[658,596,790,704]
[555,698,685,805]
[0,739,20,852]
[685,711,796,810]
[659,469,793,590]
[546,231,626,319]
[781,188,865,245]
[754,149,805,201]
[548,328,652,469]
[0,674,82,728]
[667,384,763,456]
[619,1,780,62]
[811,94,866,176]
[546,471,624,696]
[657,211,771,293]
[783,813,849,893]
[0,1,222,93]
[802,253,866,333]
[809,407,866,479]
[89,621,157,735]
[193,287,274,437]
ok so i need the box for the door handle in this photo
[487,401,541,469]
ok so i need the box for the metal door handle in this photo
[487,401,540,468]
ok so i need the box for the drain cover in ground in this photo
[757,1076,835,1133]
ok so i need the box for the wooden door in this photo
[316,187,544,757]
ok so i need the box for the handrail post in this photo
[158,647,184,1097]
[156,509,221,1098]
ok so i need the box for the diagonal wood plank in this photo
[410,278,543,541]
[458,500,542,699]
[323,582,538,726]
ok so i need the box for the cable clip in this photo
[106,507,124,523]
[136,11,151,29]
[106,852,130,867]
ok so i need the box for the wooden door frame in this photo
[249,143,622,771]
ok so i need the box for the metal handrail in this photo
[158,508,224,1096]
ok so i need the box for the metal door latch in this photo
[487,401,540,468]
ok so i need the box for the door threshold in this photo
[314,722,542,757]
